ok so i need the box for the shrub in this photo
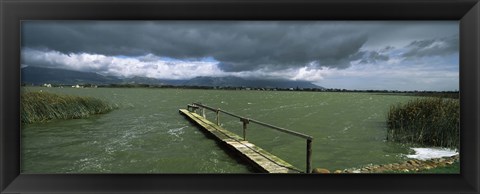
[386,97,459,148]
[21,91,117,124]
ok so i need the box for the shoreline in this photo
[334,154,460,173]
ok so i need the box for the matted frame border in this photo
[1,0,479,193]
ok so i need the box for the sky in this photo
[21,21,459,91]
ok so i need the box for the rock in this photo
[312,168,331,173]
[375,167,386,172]
[407,160,418,165]
[399,164,408,169]
[425,161,436,167]
[336,155,460,174]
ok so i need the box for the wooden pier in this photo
[179,103,313,173]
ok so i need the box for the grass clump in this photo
[21,91,117,124]
[387,97,459,148]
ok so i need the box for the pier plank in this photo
[179,109,302,173]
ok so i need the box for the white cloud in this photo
[312,58,458,91]
[22,49,225,80]
[21,47,459,91]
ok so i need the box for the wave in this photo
[406,147,458,160]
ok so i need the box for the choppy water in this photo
[21,87,417,173]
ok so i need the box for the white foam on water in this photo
[167,126,187,138]
[406,147,458,160]
[342,125,352,132]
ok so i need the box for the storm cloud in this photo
[402,35,459,58]
[23,21,385,72]
[21,21,459,90]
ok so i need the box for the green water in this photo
[21,87,417,173]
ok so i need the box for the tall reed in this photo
[386,97,459,148]
[21,91,117,124]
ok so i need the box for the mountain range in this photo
[21,66,323,89]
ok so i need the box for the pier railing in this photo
[187,102,314,173]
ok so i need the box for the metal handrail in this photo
[188,102,314,173]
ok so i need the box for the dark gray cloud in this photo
[358,50,390,64]
[22,21,372,72]
[22,21,458,73]
[362,22,458,50]
[401,35,458,58]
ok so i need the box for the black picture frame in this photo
[1,0,479,193]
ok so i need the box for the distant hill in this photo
[185,76,323,89]
[123,76,165,85]
[21,66,121,85]
[21,66,323,89]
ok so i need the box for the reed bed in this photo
[386,97,459,148]
[21,91,117,124]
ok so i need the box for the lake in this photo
[21,87,418,173]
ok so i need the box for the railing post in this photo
[306,139,312,173]
[216,109,220,126]
[187,103,314,173]
[241,118,249,141]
